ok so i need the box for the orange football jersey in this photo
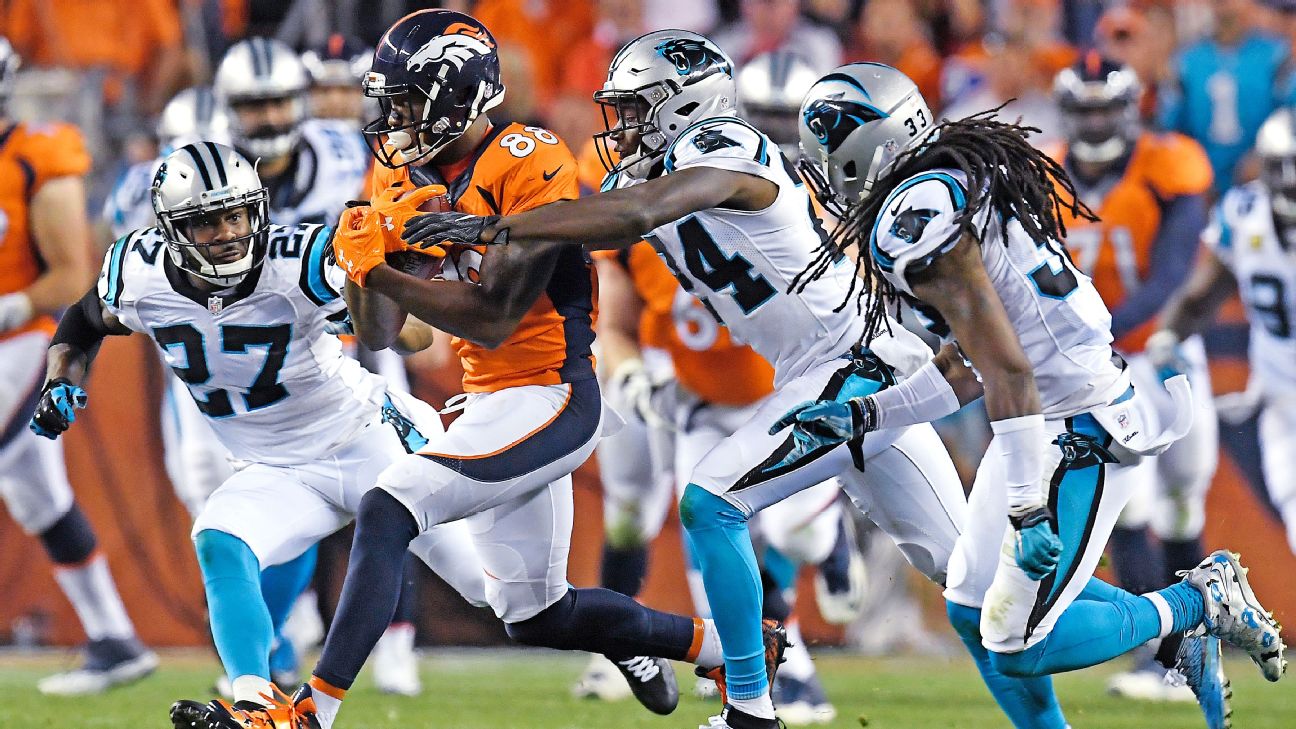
[1057,132,1213,352]
[605,242,775,407]
[370,122,597,392]
[0,121,91,341]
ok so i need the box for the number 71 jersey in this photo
[629,116,872,385]
[870,167,1127,418]
[98,224,388,464]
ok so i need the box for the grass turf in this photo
[1,649,1292,728]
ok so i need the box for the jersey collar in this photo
[414,123,508,207]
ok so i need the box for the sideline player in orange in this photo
[0,37,157,693]
[192,12,784,729]
[1052,54,1223,714]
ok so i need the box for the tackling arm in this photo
[45,285,131,386]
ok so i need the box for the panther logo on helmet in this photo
[654,38,730,80]
[803,96,887,154]
[407,28,494,75]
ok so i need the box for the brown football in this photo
[386,187,451,279]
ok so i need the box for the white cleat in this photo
[1106,666,1195,703]
[774,674,837,725]
[37,638,159,695]
[571,654,633,702]
[1180,550,1287,682]
[814,548,868,626]
[372,623,421,696]
[693,676,720,700]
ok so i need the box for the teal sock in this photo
[680,484,766,700]
[947,601,1067,729]
[195,529,273,681]
[991,595,1163,677]
[1155,582,1205,634]
[762,546,798,592]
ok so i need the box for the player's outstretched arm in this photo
[912,232,1060,580]
[401,167,777,252]
[1156,248,1237,341]
[31,285,131,439]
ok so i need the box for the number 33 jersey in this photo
[98,224,388,464]
[623,116,903,385]
[1204,182,1296,399]
[869,167,1127,418]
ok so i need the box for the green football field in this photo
[1,649,1292,729]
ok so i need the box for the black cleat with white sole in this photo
[612,655,679,715]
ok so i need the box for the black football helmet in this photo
[1054,52,1142,165]
[362,10,505,169]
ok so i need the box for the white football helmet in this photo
[738,51,820,155]
[152,142,269,286]
[214,37,310,160]
[798,63,933,214]
[156,86,231,153]
[1257,108,1296,220]
[595,30,736,179]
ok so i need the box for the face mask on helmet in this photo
[228,94,306,161]
[1054,59,1140,166]
[363,77,500,168]
[1262,154,1296,220]
[593,85,670,177]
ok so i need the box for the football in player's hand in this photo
[387,186,451,279]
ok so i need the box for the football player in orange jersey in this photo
[0,37,157,694]
[1053,55,1223,709]
[199,13,755,729]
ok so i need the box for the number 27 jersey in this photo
[627,116,873,386]
[98,224,388,464]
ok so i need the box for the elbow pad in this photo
[866,359,961,432]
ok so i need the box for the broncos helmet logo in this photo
[803,97,887,154]
[654,38,730,81]
[407,32,494,74]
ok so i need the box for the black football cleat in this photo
[612,655,679,715]
[170,699,212,729]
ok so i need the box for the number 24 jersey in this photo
[98,224,388,464]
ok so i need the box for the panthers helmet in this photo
[738,51,820,154]
[214,37,310,160]
[0,36,20,114]
[595,30,736,179]
[362,10,504,169]
[1256,108,1296,219]
[302,34,371,88]
[152,142,270,287]
[798,63,933,215]
[156,87,231,153]
[1054,53,1141,165]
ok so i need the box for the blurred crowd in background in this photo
[5,0,1296,228]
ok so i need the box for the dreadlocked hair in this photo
[791,106,1098,342]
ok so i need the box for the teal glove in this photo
[29,379,88,440]
[1009,505,1062,580]
[769,397,871,445]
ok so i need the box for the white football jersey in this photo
[1204,182,1296,399]
[870,167,1128,418]
[623,116,926,385]
[265,119,370,226]
[103,160,161,239]
[98,224,388,464]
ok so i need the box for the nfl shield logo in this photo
[208,295,223,314]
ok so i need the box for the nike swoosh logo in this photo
[890,197,904,217]
[629,66,649,74]
[543,166,563,181]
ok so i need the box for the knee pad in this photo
[504,590,576,649]
[678,484,746,532]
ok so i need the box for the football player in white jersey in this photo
[1153,106,1296,559]
[400,31,1081,729]
[27,142,487,726]
[779,63,1286,716]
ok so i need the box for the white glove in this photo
[608,357,676,431]
[1144,329,1187,381]
[0,292,33,333]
